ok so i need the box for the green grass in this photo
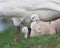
[0,28,60,48]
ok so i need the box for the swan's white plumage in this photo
[1,0,60,26]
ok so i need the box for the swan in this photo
[30,14,56,37]
[50,19,60,33]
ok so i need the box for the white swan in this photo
[0,0,60,21]
[1,0,60,27]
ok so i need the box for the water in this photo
[0,19,14,32]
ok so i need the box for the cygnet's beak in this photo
[30,20,33,23]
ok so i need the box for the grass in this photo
[0,27,60,48]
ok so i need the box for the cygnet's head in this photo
[22,26,28,34]
[31,14,39,22]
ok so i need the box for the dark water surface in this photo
[0,18,14,32]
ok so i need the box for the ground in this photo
[0,27,60,48]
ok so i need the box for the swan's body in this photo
[0,0,60,22]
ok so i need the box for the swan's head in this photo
[22,26,28,34]
[31,14,39,22]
